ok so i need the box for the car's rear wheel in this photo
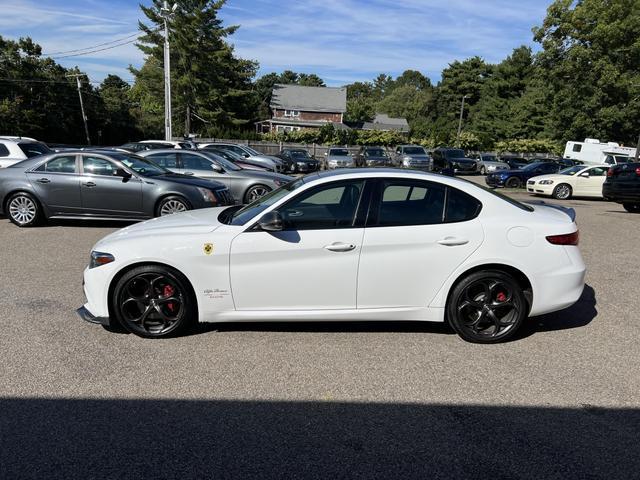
[244,184,271,204]
[505,177,521,188]
[447,271,527,344]
[7,192,42,227]
[623,203,640,213]
[112,265,196,338]
[156,196,190,217]
[552,183,572,200]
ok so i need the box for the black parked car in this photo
[0,150,233,227]
[354,146,393,167]
[275,149,320,173]
[602,162,640,213]
[499,155,530,169]
[485,161,561,188]
[431,148,478,173]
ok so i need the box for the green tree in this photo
[97,75,139,144]
[133,0,258,137]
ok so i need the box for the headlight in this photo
[90,251,114,269]
[539,180,554,185]
[196,187,217,203]
[403,156,412,161]
[273,179,288,186]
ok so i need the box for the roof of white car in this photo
[303,168,474,188]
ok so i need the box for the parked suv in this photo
[602,162,640,213]
[469,152,508,175]
[354,146,393,167]
[0,137,52,168]
[393,145,431,170]
[325,146,356,169]
[431,148,478,174]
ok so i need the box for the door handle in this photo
[287,210,303,217]
[83,181,97,187]
[36,178,50,184]
[324,242,356,252]
[437,237,469,246]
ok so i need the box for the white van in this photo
[564,138,635,165]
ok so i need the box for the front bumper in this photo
[526,181,555,196]
[366,160,392,167]
[296,163,320,173]
[76,305,111,326]
[485,175,506,187]
[452,162,477,173]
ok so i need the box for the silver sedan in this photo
[139,149,293,204]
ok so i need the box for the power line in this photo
[42,32,142,56]
[51,38,141,59]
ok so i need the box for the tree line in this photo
[1,0,639,151]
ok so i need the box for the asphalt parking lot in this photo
[1,184,640,479]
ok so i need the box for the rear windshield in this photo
[19,142,51,158]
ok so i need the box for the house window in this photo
[284,110,300,118]
[276,126,301,133]
[572,144,582,152]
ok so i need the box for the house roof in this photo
[356,113,410,133]
[270,84,347,113]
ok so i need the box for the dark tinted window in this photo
[572,144,582,152]
[445,188,482,222]
[0,144,9,157]
[181,153,212,170]
[19,142,51,158]
[146,152,178,168]
[403,147,426,155]
[82,156,115,176]
[376,180,445,226]
[35,155,77,173]
[281,180,365,230]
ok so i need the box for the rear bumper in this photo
[602,183,640,203]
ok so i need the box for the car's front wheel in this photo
[156,196,190,217]
[479,165,486,175]
[623,203,640,213]
[244,184,271,204]
[6,192,43,227]
[447,270,527,344]
[505,177,521,188]
[552,183,572,200]
[111,265,196,338]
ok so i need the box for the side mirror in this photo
[211,163,223,173]
[257,211,283,231]
[243,153,250,158]
[113,167,131,178]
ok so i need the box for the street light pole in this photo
[456,94,469,147]
[67,73,91,145]
[161,1,175,141]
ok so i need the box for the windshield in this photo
[118,154,169,176]
[560,166,583,176]
[444,149,465,159]
[290,150,311,159]
[200,151,241,171]
[482,155,498,161]
[19,142,51,158]
[206,147,242,161]
[329,148,349,156]
[403,147,427,155]
[365,148,387,157]
[243,146,261,156]
[227,178,304,225]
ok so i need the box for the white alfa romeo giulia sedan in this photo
[78,169,586,343]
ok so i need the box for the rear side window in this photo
[376,180,445,226]
[19,142,51,158]
[35,155,77,173]
[445,187,482,222]
[0,144,9,157]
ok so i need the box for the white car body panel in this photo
[81,170,586,327]
[527,165,609,198]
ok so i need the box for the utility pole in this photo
[161,1,177,141]
[456,94,469,148]
[635,133,640,162]
[185,103,191,138]
[67,73,91,145]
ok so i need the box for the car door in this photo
[180,153,219,178]
[576,166,608,196]
[79,155,144,217]
[26,154,82,215]
[357,179,484,309]
[229,179,370,311]
[143,151,179,173]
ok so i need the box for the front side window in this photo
[19,142,51,158]
[228,178,305,226]
[82,156,115,176]
[588,167,608,177]
[375,180,445,226]
[35,155,77,173]
[280,180,365,230]
[181,153,212,170]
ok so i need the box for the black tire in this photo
[447,270,527,344]
[623,203,640,213]
[244,184,271,204]
[111,265,197,338]
[6,192,43,227]
[505,177,521,189]
[155,196,190,217]
[552,183,572,200]
[479,166,486,175]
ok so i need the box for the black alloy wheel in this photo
[7,192,43,227]
[112,265,196,338]
[505,177,522,189]
[623,203,640,213]
[447,271,527,344]
[552,183,572,200]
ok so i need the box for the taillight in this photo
[546,231,579,246]
[607,168,614,177]
[636,167,640,176]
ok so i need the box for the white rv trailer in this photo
[564,138,635,165]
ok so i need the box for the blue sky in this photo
[2,0,550,86]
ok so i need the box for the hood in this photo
[232,170,293,182]
[449,157,477,164]
[293,157,319,164]
[95,207,227,247]
[150,172,225,189]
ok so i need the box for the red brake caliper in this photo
[163,285,176,312]
[496,292,507,303]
